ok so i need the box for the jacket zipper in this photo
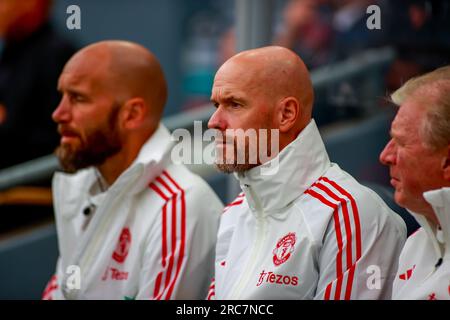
[230,184,266,299]
[64,173,138,299]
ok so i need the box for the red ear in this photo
[278,97,300,134]
[121,98,147,130]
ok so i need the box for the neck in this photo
[425,208,441,229]
[97,151,136,186]
[96,143,140,186]
[278,121,308,153]
[97,130,155,185]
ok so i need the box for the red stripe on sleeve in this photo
[162,171,187,300]
[149,182,169,201]
[319,177,362,300]
[305,188,344,300]
[313,182,355,299]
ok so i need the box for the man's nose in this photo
[52,96,71,123]
[208,107,226,131]
[380,139,396,166]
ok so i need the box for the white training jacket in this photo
[393,187,450,300]
[43,124,222,300]
[208,120,406,300]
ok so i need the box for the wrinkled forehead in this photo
[213,59,265,93]
[392,98,426,136]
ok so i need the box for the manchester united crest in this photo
[112,227,132,263]
[272,232,296,266]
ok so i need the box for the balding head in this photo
[53,40,168,183]
[63,40,167,127]
[218,46,314,126]
[208,46,315,172]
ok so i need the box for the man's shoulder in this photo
[143,164,223,212]
[302,166,405,230]
[301,168,368,211]
[320,166,391,212]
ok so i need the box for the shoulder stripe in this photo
[304,188,344,300]
[223,193,245,213]
[309,176,363,300]
[320,177,362,300]
[162,171,186,300]
[151,174,173,299]
[149,182,169,201]
[313,181,353,300]
[149,171,186,300]
[320,177,362,258]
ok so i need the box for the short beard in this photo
[214,127,274,174]
[215,163,257,174]
[56,104,122,173]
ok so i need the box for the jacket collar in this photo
[127,123,174,194]
[409,187,450,257]
[236,119,331,215]
[88,122,174,196]
[55,123,174,219]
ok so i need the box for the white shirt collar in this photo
[408,187,450,256]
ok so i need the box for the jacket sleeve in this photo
[135,183,222,300]
[314,194,406,300]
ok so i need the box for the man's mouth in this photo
[390,177,400,187]
[58,127,80,144]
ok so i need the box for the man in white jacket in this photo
[206,46,406,300]
[380,66,450,300]
[42,41,222,299]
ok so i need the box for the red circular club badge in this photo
[272,232,296,266]
[112,227,131,263]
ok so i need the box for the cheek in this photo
[397,153,419,182]
[397,152,440,195]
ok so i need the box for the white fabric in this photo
[210,120,406,300]
[44,124,223,300]
[393,187,450,300]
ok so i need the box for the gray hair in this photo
[391,66,450,150]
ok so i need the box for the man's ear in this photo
[443,144,450,181]
[120,98,147,130]
[277,97,300,133]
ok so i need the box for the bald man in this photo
[43,41,222,300]
[206,46,406,300]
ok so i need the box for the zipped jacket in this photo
[43,124,223,300]
[209,120,406,300]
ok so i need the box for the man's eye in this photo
[71,94,85,102]
[230,102,241,108]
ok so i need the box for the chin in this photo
[393,191,407,209]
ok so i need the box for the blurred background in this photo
[0,0,448,298]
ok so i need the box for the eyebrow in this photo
[211,94,246,104]
[58,86,88,97]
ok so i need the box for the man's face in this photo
[52,55,123,173]
[208,60,276,173]
[380,99,446,214]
